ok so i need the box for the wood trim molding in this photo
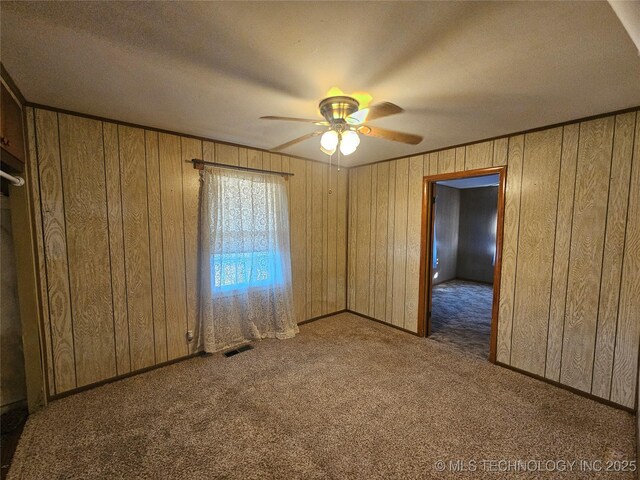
[49,351,205,401]
[50,308,348,400]
[353,106,640,168]
[346,310,421,336]
[496,361,634,413]
[298,309,348,326]
[25,102,339,168]
[417,166,507,363]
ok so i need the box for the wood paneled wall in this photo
[27,107,348,396]
[347,111,640,409]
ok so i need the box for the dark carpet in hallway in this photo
[430,279,493,359]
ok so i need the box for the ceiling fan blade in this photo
[346,102,404,125]
[260,116,328,126]
[357,125,422,145]
[271,131,323,152]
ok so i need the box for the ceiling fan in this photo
[260,88,423,156]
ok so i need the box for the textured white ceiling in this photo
[2,1,639,166]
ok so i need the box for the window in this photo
[211,251,284,292]
[206,171,289,295]
[199,166,297,352]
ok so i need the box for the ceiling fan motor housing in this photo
[319,96,359,126]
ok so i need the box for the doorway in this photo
[417,167,506,362]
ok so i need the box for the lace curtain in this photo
[198,166,298,353]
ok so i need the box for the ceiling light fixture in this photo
[320,126,360,156]
[320,130,339,155]
[339,130,360,156]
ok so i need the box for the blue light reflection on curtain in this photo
[212,251,284,293]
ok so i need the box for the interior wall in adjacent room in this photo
[26,106,348,396]
[348,110,640,409]
[0,194,27,413]
[432,184,459,285]
[456,186,498,284]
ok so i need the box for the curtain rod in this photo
[189,159,294,177]
[0,170,25,186]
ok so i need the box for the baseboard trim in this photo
[495,361,634,414]
[50,312,348,401]
[341,311,633,413]
[298,309,347,326]
[453,277,494,286]
[346,310,420,336]
[49,351,205,401]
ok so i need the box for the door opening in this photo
[417,167,506,362]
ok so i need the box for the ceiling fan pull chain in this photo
[328,152,333,194]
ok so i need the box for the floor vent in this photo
[223,344,253,357]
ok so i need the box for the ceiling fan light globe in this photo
[320,130,339,151]
[339,143,357,156]
[320,145,336,156]
[340,130,360,155]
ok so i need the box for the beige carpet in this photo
[8,313,635,479]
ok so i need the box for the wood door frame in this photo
[417,166,507,363]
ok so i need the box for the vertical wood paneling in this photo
[306,161,314,317]
[158,133,188,360]
[429,153,438,175]
[438,149,455,174]
[385,162,396,323]
[493,138,508,167]
[35,110,77,393]
[262,151,272,170]
[496,135,524,364]
[404,156,423,332]
[289,157,307,322]
[561,117,615,392]
[328,166,338,313]
[180,137,202,354]
[31,108,349,395]
[247,149,262,169]
[202,141,215,164]
[144,131,167,363]
[510,128,562,376]
[26,108,55,395]
[348,168,357,310]
[32,105,639,407]
[321,164,328,314]
[545,124,579,381]
[368,165,378,315]
[466,140,493,171]
[103,123,130,375]
[311,162,323,317]
[591,113,635,398]
[355,165,371,315]
[455,146,465,171]
[392,158,408,327]
[610,114,640,408]
[336,167,348,310]
[119,126,155,370]
[374,162,389,320]
[238,148,248,168]
[344,110,639,408]
[216,144,239,166]
[269,153,282,172]
[58,114,116,387]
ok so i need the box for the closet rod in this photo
[0,170,25,186]
[189,159,294,177]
